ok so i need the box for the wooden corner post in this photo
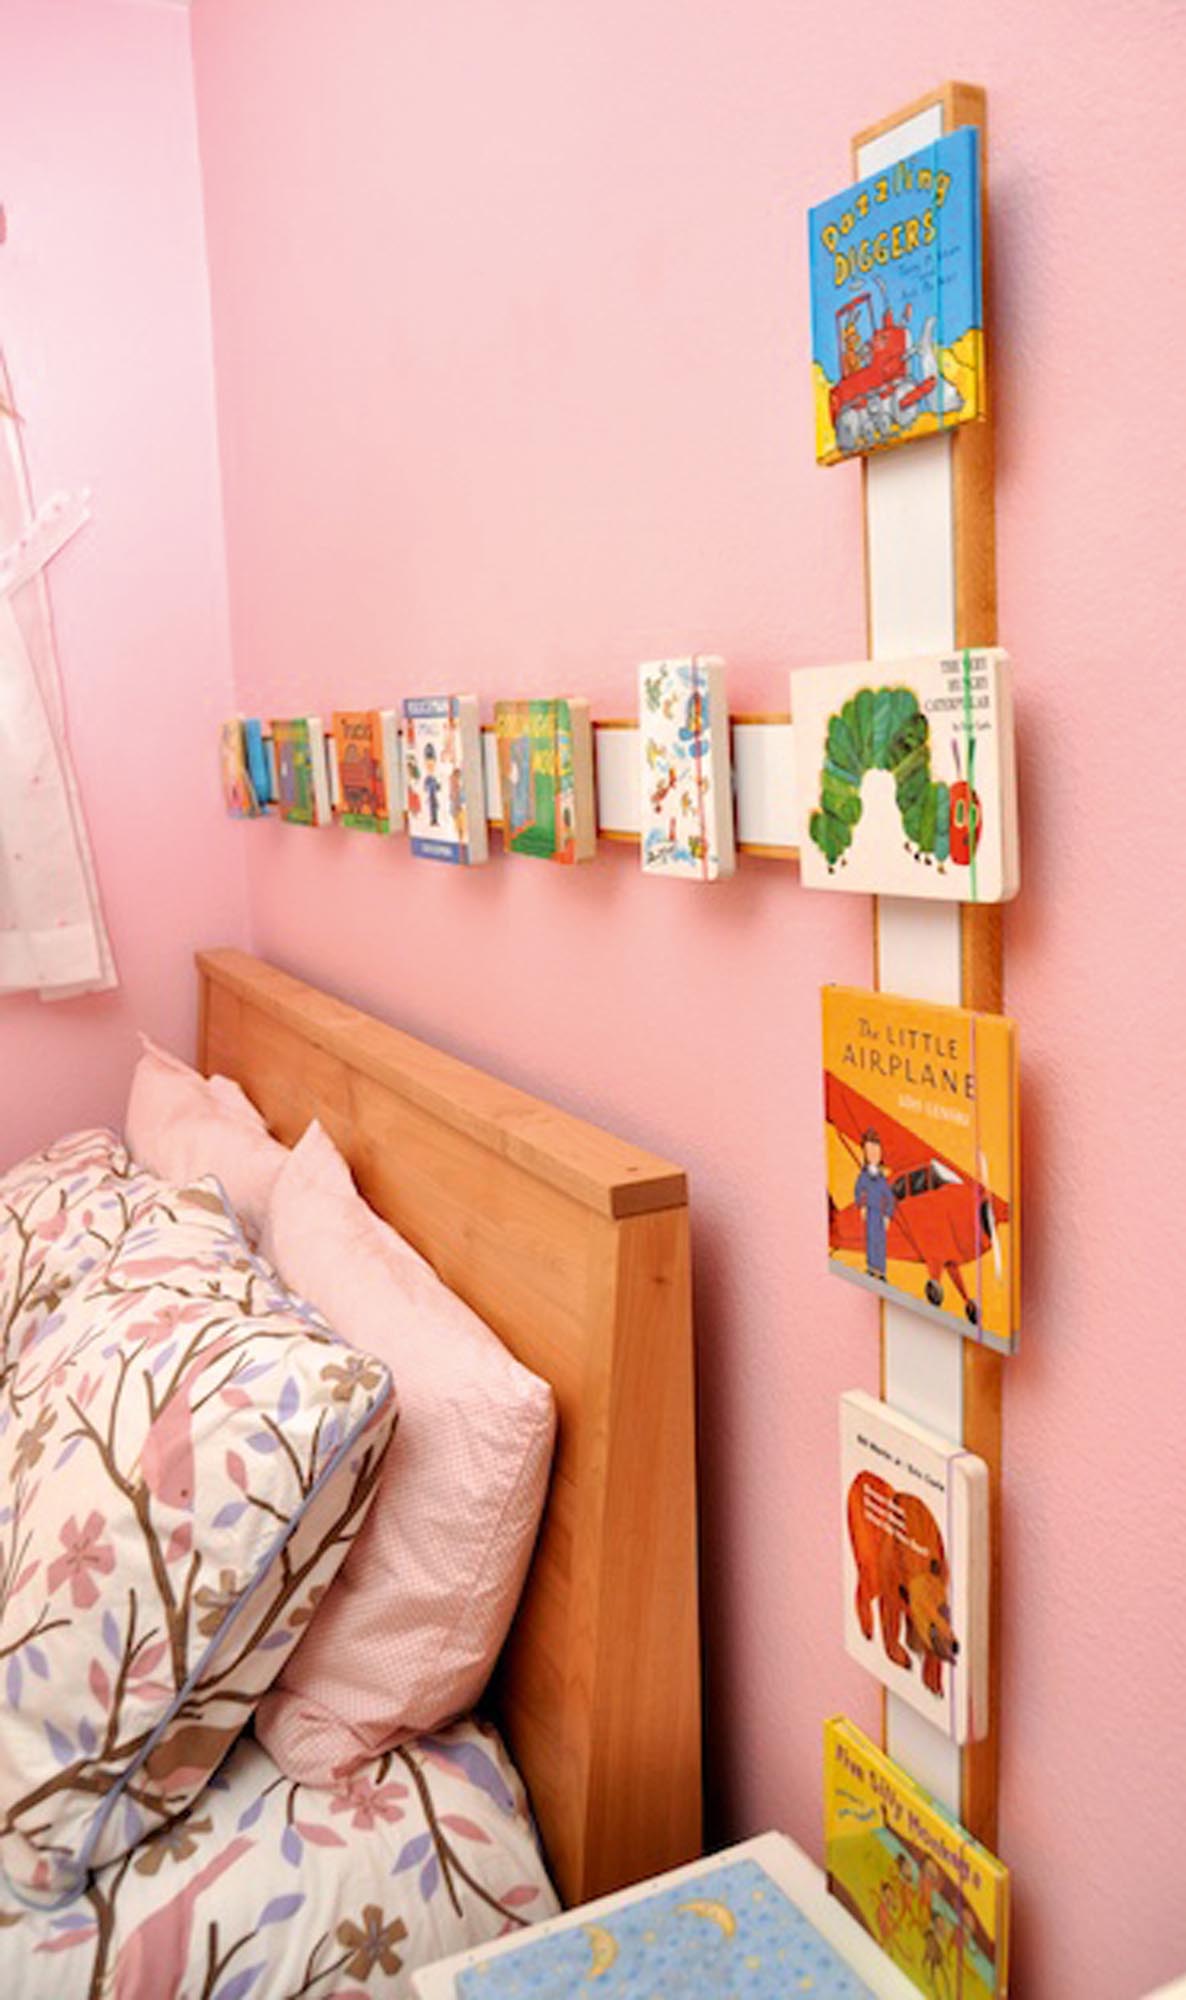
[854,82,1002,1851]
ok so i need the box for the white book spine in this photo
[306,716,331,827]
[378,708,404,830]
[458,696,488,864]
[566,698,596,860]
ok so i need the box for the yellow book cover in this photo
[822,986,1019,1353]
[824,1717,1009,1998]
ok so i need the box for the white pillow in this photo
[124,1037,286,1242]
[254,1121,555,1780]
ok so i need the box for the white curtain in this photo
[0,357,115,999]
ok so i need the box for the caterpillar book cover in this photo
[809,126,985,466]
[494,698,595,863]
[824,1717,1009,1999]
[840,1391,988,1743]
[822,986,1019,1352]
[791,651,1018,902]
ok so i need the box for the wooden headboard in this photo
[196,949,702,1906]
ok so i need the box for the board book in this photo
[638,656,736,881]
[403,695,488,864]
[332,708,402,833]
[824,1717,1009,1999]
[809,126,984,466]
[271,716,330,827]
[792,650,1018,902]
[841,1391,988,1743]
[822,986,1019,1353]
[218,717,261,818]
[494,698,595,863]
[242,718,273,807]
[454,1855,874,1998]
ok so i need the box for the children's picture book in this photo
[455,1855,875,1999]
[638,656,736,882]
[494,698,595,863]
[332,709,402,834]
[840,1391,988,1743]
[218,717,261,818]
[824,1717,1009,1999]
[403,695,488,864]
[242,718,273,808]
[822,986,1019,1353]
[792,651,1018,903]
[809,126,984,466]
[271,716,330,827]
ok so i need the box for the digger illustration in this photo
[830,284,964,456]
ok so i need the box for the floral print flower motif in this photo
[328,1775,408,1831]
[193,1569,242,1638]
[12,1406,55,1475]
[45,1512,114,1610]
[320,1354,384,1404]
[335,1906,408,1981]
[132,1813,212,1876]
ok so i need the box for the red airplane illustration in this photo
[826,1072,1008,1328]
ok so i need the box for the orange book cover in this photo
[333,710,399,834]
[822,986,1019,1353]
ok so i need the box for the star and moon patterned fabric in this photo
[456,1858,874,1997]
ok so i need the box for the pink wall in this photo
[189,3,1186,1993]
[0,0,248,1160]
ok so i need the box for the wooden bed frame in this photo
[196,948,702,1908]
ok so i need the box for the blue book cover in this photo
[403,694,488,865]
[455,1857,875,1998]
[808,127,984,465]
[243,717,273,806]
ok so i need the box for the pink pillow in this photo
[124,1037,287,1242]
[254,1121,555,1780]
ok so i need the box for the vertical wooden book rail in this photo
[854,83,1002,1851]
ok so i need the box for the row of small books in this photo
[219,679,719,875]
[219,648,1020,899]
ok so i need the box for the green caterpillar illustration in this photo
[809,684,981,873]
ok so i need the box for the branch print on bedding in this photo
[0,1138,396,1900]
[0,1722,558,1999]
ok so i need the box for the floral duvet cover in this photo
[0,1715,558,1997]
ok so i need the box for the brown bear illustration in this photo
[847,1472,958,1696]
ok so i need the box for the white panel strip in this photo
[876,897,962,1001]
[734,722,797,849]
[865,435,955,657]
[595,726,641,836]
[859,101,964,1816]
